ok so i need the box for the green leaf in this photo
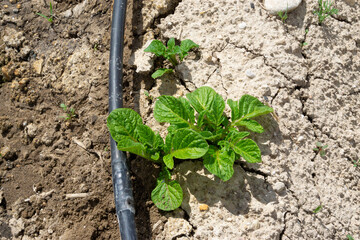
[60,103,67,111]
[154,96,192,126]
[167,38,175,51]
[313,205,322,214]
[199,131,213,139]
[228,95,273,121]
[136,124,158,147]
[151,68,173,79]
[320,150,326,156]
[144,40,166,57]
[151,152,160,161]
[206,129,226,142]
[220,129,249,152]
[157,166,171,184]
[186,86,214,113]
[180,40,199,61]
[37,12,50,20]
[227,99,239,122]
[197,110,208,128]
[164,133,174,154]
[49,1,53,15]
[235,119,264,133]
[116,137,151,159]
[163,154,174,169]
[167,123,190,134]
[347,234,354,240]
[225,130,250,143]
[107,108,158,160]
[203,146,235,181]
[107,108,142,143]
[230,139,261,163]
[164,128,208,160]
[221,115,230,127]
[179,97,195,124]
[151,180,183,211]
[136,125,164,158]
[173,45,182,58]
[186,86,225,127]
[154,134,164,150]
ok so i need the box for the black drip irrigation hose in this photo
[109,0,137,239]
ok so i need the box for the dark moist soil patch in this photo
[0,0,162,239]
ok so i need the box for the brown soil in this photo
[0,0,161,239]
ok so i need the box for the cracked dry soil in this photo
[1,0,359,239]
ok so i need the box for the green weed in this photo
[314,0,338,24]
[60,103,76,121]
[313,142,328,156]
[302,29,309,46]
[313,205,322,213]
[144,90,155,101]
[36,1,54,23]
[278,10,288,23]
[353,159,360,167]
[347,234,354,240]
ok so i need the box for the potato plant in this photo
[144,38,198,79]
[107,86,273,211]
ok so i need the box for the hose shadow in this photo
[130,155,160,239]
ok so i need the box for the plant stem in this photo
[168,55,179,66]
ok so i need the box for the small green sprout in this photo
[36,1,54,23]
[277,10,288,23]
[313,205,322,214]
[314,0,338,24]
[353,159,360,167]
[60,103,76,121]
[144,90,155,101]
[347,234,354,240]
[144,38,199,79]
[302,29,309,46]
[313,142,328,156]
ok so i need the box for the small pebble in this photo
[264,0,302,15]
[245,69,256,79]
[273,182,286,193]
[9,0,17,3]
[297,136,304,142]
[238,22,247,29]
[13,8,19,13]
[4,5,9,9]
[199,204,209,211]
[16,4,21,9]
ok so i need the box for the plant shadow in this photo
[176,160,279,218]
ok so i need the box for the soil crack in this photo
[279,211,289,240]
[230,43,293,82]
[236,161,269,179]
